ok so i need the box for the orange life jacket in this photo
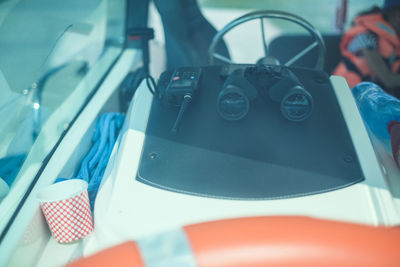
[333,13,400,88]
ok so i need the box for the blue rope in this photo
[55,112,124,210]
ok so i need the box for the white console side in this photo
[83,75,400,256]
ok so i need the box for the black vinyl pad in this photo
[137,66,364,199]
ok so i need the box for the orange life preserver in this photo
[333,13,400,88]
[67,216,400,267]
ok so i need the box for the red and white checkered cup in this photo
[37,179,93,243]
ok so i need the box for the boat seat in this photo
[153,0,230,68]
[269,34,342,74]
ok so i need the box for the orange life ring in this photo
[67,216,400,267]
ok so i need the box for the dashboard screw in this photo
[149,152,158,159]
[344,155,353,163]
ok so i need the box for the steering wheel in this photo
[208,10,326,70]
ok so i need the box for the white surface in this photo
[364,126,400,219]
[5,209,49,267]
[37,180,88,203]
[82,74,400,257]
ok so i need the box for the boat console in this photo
[138,64,363,200]
[80,63,400,256]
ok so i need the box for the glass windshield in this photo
[0,0,125,226]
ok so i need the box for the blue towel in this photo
[55,112,124,210]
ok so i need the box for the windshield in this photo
[0,0,125,227]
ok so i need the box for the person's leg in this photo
[154,0,230,68]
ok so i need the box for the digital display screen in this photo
[171,79,193,88]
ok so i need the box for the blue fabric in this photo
[55,113,124,210]
[0,154,27,187]
[352,82,400,139]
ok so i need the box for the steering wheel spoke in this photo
[260,18,268,58]
[213,53,234,64]
[284,41,318,67]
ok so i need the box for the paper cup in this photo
[37,179,93,243]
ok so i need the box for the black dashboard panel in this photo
[137,65,364,199]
